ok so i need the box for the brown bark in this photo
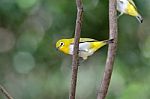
[0,84,14,99]
[69,0,83,99]
[97,0,118,99]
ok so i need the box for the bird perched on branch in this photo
[117,0,143,23]
[56,38,114,60]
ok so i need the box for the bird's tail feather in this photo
[136,14,143,23]
[103,39,114,44]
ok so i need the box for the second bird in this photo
[117,0,143,23]
[56,38,114,60]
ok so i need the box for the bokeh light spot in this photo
[16,33,39,53]
[13,52,35,74]
[141,37,150,58]
[0,28,15,53]
[16,0,38,9]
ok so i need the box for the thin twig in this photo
[97,0,118,99]
[0,84,14,99]
[69,0,83,99]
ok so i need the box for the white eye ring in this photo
[60,42,64,46]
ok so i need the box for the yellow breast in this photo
[59,46,70,54]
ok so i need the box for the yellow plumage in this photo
[117,0,143,23]
[56,38,114,60]
[126,1,138,16]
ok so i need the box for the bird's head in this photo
[56,39,65,49]
[117,0,127,4]
[56,39,72,54]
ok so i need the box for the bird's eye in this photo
[60,42,64,46]
[119,0,124,4]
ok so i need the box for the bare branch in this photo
[97,0,118,99]
[69,0,83,99]
[0,84,14,99]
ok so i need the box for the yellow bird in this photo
[56,38,114,60]
[117,0,143,23]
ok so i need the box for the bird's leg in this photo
[77,58,80,66]
[78,50,87,66]
[117,12,123,18]
[78,56,86,66]
[79,58,85,65]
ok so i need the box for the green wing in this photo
[79,38,97,42]
[70,38,97,45]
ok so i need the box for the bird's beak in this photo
[56,46,60,50]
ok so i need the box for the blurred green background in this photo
[0,0,150,99]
